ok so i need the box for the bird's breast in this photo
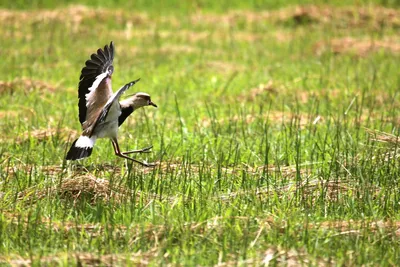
[93,101,122,139]
[106,101,122,122]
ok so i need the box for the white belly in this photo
[93,101,121,139]
[96,121,119,139]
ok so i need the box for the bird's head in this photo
[122,92,157,110]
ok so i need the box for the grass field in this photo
[1,1,400,265]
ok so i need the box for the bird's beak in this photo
[149,101,157,108]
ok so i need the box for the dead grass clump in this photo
[0,78,57,95]
[17,174,135,204]
[56,175,130,203]
[315,37,400,56]
[365,128,400,146]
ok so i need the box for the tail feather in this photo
[66,136,95,160]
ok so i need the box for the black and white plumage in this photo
[66,41,157,166]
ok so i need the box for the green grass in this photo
[1,1,400,265]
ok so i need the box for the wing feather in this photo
[78,41,115,125]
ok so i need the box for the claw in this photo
[142,161,157,168]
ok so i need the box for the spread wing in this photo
[78,41,115,126]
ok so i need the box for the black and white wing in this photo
[78,41,115,126]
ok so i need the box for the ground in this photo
[0,1,400,265]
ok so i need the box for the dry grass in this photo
[219,177,360,203]
[0,5,148,30]
[240,82,346,105]
[2,162,124,179]
[0,110,20,119]
[259,247,330,266]
[16,174,136,204]
[4,210,399,239]
[190,5,400,29]
[2,163,64,178]
[1,249,158,266]
[111,27,290,48]
[191,60,245,74]
[0,127,78,148]
[276,5,400,28]
[315,37,400,56]
[0,246,333,266]
[199,110,323,129]
[144,161,309,178]
[365,128,400,146]
[0,78,58,95]
[2,5,399,31]
[244,83,398,109]
[2,213,398,266]
[15,127,79,144]
[365,128,400,162]
[2,210,162,240]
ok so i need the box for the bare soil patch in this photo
[277,5,400,28]
[191,5,400,29]
[0,78,58,95]
[315,37,400,56]
[2,5,399,31]
[0,5,148,29]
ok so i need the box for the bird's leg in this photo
[122,145,153,155]
[112,139,155,167]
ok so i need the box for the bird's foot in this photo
[122,145,153,155]
[141,160,158,168]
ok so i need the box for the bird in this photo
[66,41,157,167]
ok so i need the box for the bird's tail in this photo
[66,136,96,160]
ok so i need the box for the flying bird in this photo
[66,41,157,167]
